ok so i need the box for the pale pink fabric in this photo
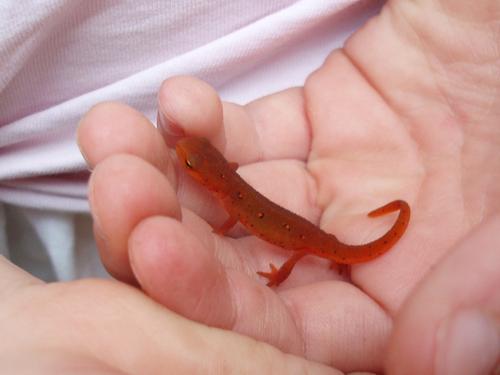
[0,0,382,279]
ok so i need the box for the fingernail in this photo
[87,174,107,247]
[75,120,93,171]
[435,309,499,375]
[157,110,184,147]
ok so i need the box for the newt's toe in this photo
[257,263,279,286]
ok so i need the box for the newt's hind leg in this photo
[213,215,238,235]
[332,262,351,280]
[257,251,307,287]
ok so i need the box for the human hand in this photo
[0,257,333,374]
[386,215,499,375]
[77,0,500,372]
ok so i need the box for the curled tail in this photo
[335,200,411,264]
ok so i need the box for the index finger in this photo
[157,76,311,164]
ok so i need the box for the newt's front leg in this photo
[257,251,308,286]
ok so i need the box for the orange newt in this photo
[176,136,410,286]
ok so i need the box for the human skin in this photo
[0,222,497,374]
[80,0,500,372]
[0,258,335,374]
[1,0,499,373]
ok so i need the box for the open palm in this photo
[78,1,500,372]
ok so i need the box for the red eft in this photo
[176,136,410,286]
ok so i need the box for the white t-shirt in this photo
[0,0,382,280]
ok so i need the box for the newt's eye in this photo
[185,154,200,169]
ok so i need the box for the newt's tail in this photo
[336,200,410,264]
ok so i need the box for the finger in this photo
[0,279,337,374]
[386,215,500,375]
[128,215,234,327]
[157,75,224,148]
[128,214,304,355]
[89,154,181,283]
[77,101,175,182]
[156,76,310,164]
[232,87,310,161]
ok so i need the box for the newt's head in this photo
[176,136,234,194]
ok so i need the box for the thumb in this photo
[386,216,500,375]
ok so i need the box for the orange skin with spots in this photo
[176,137,410,286]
